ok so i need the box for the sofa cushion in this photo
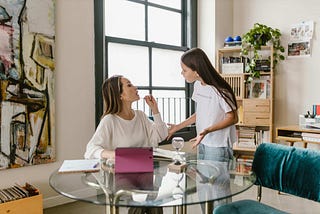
[213,199,288,214]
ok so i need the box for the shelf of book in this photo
[276,125,320,148]
[0,183,42,214]
[230,155,254,176]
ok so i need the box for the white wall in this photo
[0,0,96,208]
[198,0,234,63]
[198,0,215,60]
[233,0,320,128]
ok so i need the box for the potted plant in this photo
[241,23,285,79]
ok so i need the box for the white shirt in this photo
[192,81,236,148]
[84,110,168,159]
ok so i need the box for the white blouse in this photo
[84,110,168,159]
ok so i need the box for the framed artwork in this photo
[250,79,267,99]
[0,0,55,170]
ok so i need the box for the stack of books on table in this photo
[301,132,320,143]
[237,126,256,148]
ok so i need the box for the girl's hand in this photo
[191,129,209,149]
[191,135,202,149]
[144,95,159,114]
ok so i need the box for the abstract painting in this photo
[0,0,55,169]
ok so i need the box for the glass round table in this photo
[49,156,255,214]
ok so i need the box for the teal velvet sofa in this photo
[214,143,320,214]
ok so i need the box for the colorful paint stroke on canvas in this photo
[0,0,55,169]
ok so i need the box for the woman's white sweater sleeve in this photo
[84,119,110,159]
[145,113,168,147]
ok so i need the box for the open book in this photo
[153,148,185,161]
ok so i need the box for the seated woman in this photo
[85,74,168,160]
[84,75,167,214]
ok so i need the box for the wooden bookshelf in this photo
[217,46,274,155]
[276,125,320,148]
[0,194,42,214]
[0,184,42,214]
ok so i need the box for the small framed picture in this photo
[250,79,267,99]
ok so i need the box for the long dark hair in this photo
[181,48,238,111]
[101,75,123,118]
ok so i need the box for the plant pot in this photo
[253,34,268,46]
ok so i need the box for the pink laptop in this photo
[115,147,153,173]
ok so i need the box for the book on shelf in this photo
[0,183,39,204]
[230,159,253,176]
[246,76,271,99]
[236,156,254,163]
[301,132,320,138]
[236,126,255,148]
[236,127,270,149]
[237,141,256,148]
[300,132,320,142]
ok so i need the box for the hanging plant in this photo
[241,23,285,79]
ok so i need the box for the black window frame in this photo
[94,0,197,141]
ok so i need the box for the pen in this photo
[93,162,99,168]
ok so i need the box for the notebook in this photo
[115,147,153,173]
[58,159,100,173]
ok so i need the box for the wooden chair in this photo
[213,143,320,214]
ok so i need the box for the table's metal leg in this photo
[205,201,213,214]
[105,205,111,214]
[178,204,187,214]
[173,205,187,214]
[105,205,118,214]
[113,205,119,214]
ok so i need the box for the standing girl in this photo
[168,48,238,161]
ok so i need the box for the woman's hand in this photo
[144,95,159,114]
[167,123,178,140]
[101,150,115,160]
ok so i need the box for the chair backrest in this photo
[252,143,320,202]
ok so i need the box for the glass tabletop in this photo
[49,157,255,208]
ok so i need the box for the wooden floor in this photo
[44,186,320,214]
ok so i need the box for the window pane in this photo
[105,0,145,40]
[149,0,181,9]
[152,49,185,87]
[153,90,188,124]
[148,7,181,45]
[108,43,149,86]
[133,90,189,124]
